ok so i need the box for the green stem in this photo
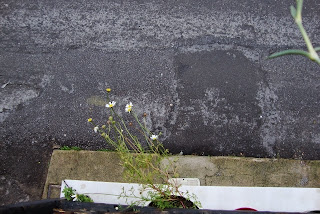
[270,0,320,65]
[268,49,310,59]
[131,112,160,151]
[296,22,319,61]
[132,112,152,136]
[294,0,320,64]
[111,108,142,151]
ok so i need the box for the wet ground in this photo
[1,0,320,205]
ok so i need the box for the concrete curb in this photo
[43,150,320,199]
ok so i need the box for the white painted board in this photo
[61,180,320,212]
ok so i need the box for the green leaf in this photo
[60,146,71,150]
[268,49,310,59]
[290,6,297,18]
[71,146,82,151]
[77,194,94,202]
[62,187,75,201]
[314,47,320,52]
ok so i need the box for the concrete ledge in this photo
[43,150,320,199]
[42,150,125,199]
[167,156,320,187]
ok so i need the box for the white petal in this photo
[94,127,99,133]
[150,135,158,140]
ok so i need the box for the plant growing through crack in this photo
[60,146,82,151]
[269,0,320,65]
[87,88,201,209]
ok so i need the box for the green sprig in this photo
[269,0,320,65]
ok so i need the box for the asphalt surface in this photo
[1,0,320,205]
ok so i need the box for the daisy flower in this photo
[150,135,158,140]
[71,194,79,202]
[125,102,133,113]
[106,101,116,108]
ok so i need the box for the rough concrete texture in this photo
[1,0,320,205]
[166,156,320,187]
[43,151,320,199]
[42,150,125,199]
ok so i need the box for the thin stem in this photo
[269,0,320,65]
[132,112,153,136]
[294,0,320,63]
[111,109,142,149]
[296,22,319,60]
[124,137,140,152]
[268,49,310,59]
[295,0,303,23]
